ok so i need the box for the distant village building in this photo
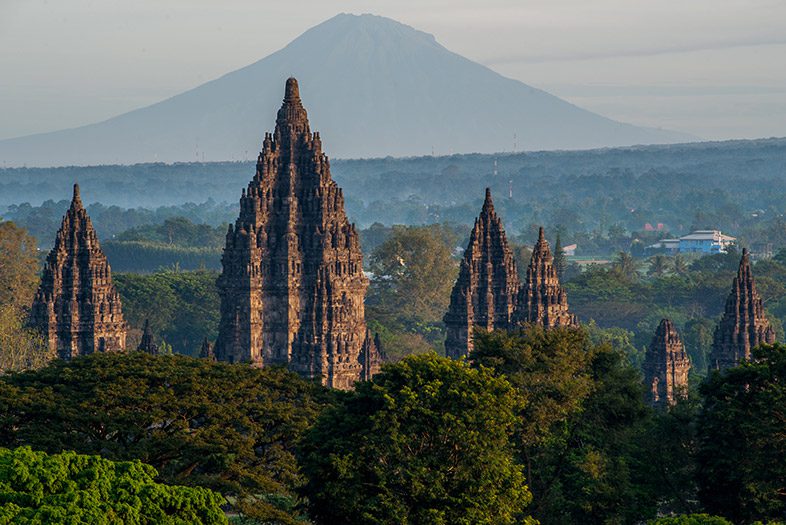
[679,230,736,254]
[647,230,736,255]
[562,243,577,257]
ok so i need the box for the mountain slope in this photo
[0,13,694,167]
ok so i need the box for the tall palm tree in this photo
[613,251,642,281]
[647,254,671,277]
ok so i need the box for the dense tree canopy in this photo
[0,446,227,524]
[0,353,334,522]
[366,225,459,359]
[471,327,655,525]
[0,221,52,373]
[114,270,220,355]
[299,353,535,525]
[697,344,786,523]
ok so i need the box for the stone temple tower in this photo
[444,189,521,359]
[515,227,578,328]
[215,78,380,389]
[643,319,690,408]
[31,184,127,359]
[710,248,776,371]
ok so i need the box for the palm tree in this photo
[612,251,642,281]
[647,254,671,277]
[673,254,689,276]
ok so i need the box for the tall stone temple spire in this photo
[710,249,776,371]
[31,184,127,359]
[643,319,690,408]
[516,227,578,328]
[444,189,521,359]
[215,78,380,389]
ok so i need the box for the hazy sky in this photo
[1,0,785,141]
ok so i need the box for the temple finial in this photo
[284,77,300,102]
[71,183,83,209]
[538,226,545,242]
[482,188,494,211]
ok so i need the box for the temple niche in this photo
[214,78,380,389]
[30,184,127,359]
[643,319,690,408]
[710,248,776,371]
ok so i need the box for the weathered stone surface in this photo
[199,337,215,361]
[214,78,381,389]
[137,319,158,355]
[444,189,521,359]
[516,227,578,328]
[710,248,776,371]
[643,318,690,408]
[31,184,127,359]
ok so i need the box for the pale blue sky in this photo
[1,0,785,141]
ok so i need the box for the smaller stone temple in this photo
[31,184,127,359]
[137,319,159,355]
[444,189,521,359]
[710,248,776,371]
[200,338,215,361]
[515,227,578,328]
[643,319,690,408]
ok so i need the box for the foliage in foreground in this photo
[299,353,535,525]
[697,344,786,523]
[472,327,655,525]
[0,353,334,523]
[0,446,227,524]
[647,515,732,525]
[0,221,52,373]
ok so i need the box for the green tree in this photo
[366,225,458,358]
[114,270,220,355]
[0,353,333,522]
[471,327,654,524]
[553,232,567,281]
[612,251,642,282]
[648,515,732,525]
[697,344,786,523]
[0,446,227,524]
[0,221,39,309]
[299,353,535,525]
[673,254,689,276]
[0,305,52,373]
[649,254,672,277]
[0,221,52,373]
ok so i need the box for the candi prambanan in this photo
[214,78,381,389]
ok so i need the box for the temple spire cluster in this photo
[444,189,577,358]
[30,184,127,358]
[214,78,381,389]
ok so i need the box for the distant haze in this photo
[0,14,700,166]
[0,1,784,159]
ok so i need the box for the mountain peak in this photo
[0,14,693,166]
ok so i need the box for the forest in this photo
[1,138,786,522]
